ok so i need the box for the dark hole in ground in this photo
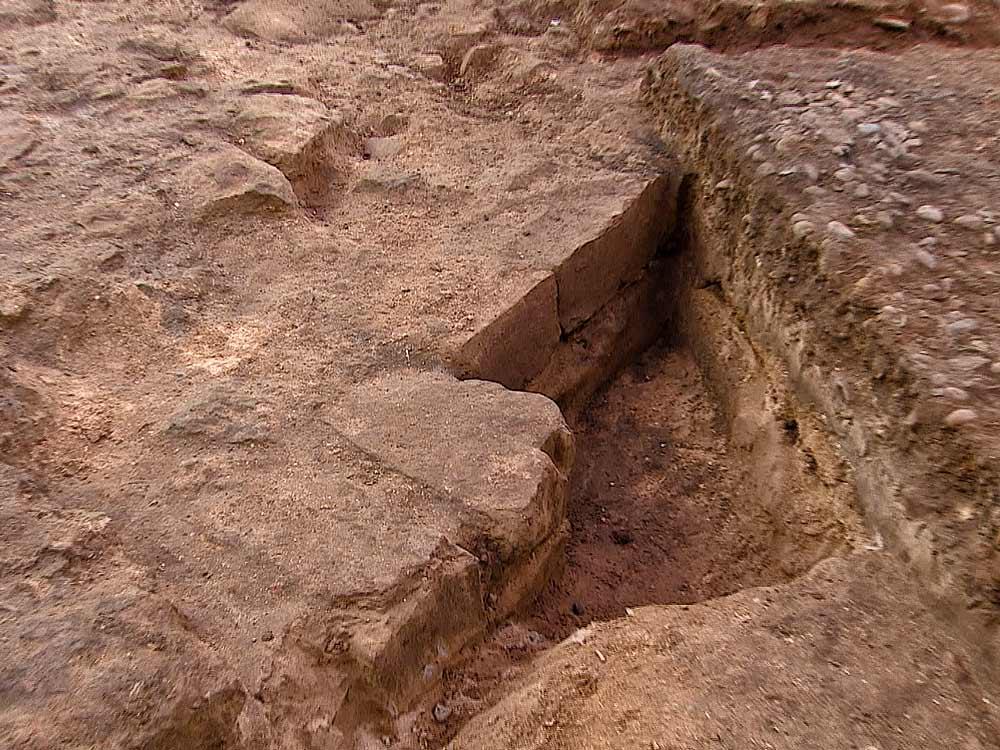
[526,339,792,642]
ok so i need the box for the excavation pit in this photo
[410,174,863,748]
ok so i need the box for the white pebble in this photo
[792,220,816,238]
[914,248,938,269]
[954,214,983,230]
[941,386,969,401]
[944,408,977,427]
[938,3,971,24]
[946,318,978,335]
[916,205,944,222]
[827,220,856,240]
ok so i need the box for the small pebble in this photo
[857,122,881,135]
[944,408,977,427]
[940,387,969,401]
[938,3,971,24]
[954,214,983,230]
[922,283,947,301]
[914,248,938,269]
[916,205,944,222]
[874,16,911,30]
[946,318,978,335]
[433,703,452,723]
[792,220,816,238]
[827,220,856,240]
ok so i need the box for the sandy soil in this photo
[2,0,1000,748]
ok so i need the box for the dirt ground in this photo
[413,338,861,747]
[2,0,1000,748]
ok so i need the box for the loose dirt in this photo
[415,326,860,747]
[3,0,1000,748]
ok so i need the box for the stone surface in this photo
[232,93,340,174]
[178,144,298,218]
[0,368,571,748]
[0,114,37,167]
[362,136,402,160]
[222,0,380,42]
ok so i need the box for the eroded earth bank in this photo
[2,0,1000,748]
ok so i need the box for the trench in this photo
[392,173,863,748]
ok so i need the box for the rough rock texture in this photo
[179,144,299,218]
[644,43,1000,641]
[0,0,56,28]
[222,0,381,43]
[500,0,1000,51]
[454,172,679,403]
[227,92,357,203]
[1,369,572,748]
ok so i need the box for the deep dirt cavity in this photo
[410,234,862,746]
[533,341,826,638]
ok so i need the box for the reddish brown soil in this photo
[414,337,855,747]
[5,0,1000,747]
[533,342,800,636]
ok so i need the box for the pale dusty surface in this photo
[2,0,1000,748]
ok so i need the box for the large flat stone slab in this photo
[0,371,571,748]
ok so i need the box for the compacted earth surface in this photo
[2,0,1000,749]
